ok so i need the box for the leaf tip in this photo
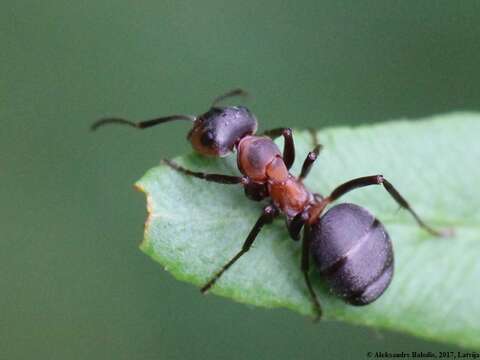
[134,182,154,250]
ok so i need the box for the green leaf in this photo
[136,113,480,349]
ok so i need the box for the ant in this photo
[92,89,443,319]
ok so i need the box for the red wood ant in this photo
[92,89,442,319]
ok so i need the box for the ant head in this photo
[188,106,257,157]
[91,89,255,157]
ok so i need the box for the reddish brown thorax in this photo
[268,178,312,218]
[237,136,281,181]
[237,135,313,218]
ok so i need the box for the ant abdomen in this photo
[309,203,394,306]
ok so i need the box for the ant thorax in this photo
[237,135,313,218]
[268,176,313,218]
[236,135,282,181]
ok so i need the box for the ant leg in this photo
[163,159,244,184]
[201,204,278,293]
[287,210,309,241]
[302,224,323,320]
[299,144,322,181]
[91,114,195,131]
[211,88,248,107]
[310,175,443,236]
[299,128,324,180]
[263,127,295,170]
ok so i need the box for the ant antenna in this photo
[91,114,196,132]
[91,89,248,131]
[211,88,248,107]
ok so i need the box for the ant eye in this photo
[200,131,216,147]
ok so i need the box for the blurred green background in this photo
[2,1,480,359]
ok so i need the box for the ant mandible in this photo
[92,89,442,320]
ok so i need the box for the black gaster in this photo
[188,106,257,156]
[309,203,394,305]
